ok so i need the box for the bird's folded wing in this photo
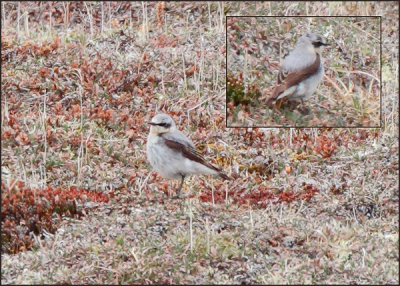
[163,138,218,171]
[267,53,320,104]
[162,135,229,180]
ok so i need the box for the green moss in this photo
[227,72,262,106]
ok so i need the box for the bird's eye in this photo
[158,122,170,128]
[313,42,323,47]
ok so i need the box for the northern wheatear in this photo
[146,113,229,198]
[266,33,329,106]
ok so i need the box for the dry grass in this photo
[1,1,399,284]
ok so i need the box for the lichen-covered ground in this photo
[1,1,398,284]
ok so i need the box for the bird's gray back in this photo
[282,48,317,73]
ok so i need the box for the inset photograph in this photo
[226,16,381,127]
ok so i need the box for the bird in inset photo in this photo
[146,113,229,198]
[266,33,329,107]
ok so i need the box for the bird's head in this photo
[149,113,176,135]
[298,33,329,50]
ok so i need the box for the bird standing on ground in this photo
[146,113,229,198]
[266,33,329,106]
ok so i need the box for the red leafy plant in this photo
[1,180,112,254]
[199,183,319,209]
[313,135,338,158]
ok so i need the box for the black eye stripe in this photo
[313,42,325,47]
[157,122,171,128]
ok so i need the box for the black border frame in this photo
[225,15,382,129]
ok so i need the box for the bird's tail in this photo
[218,172,230,180]
[202,160,230,181]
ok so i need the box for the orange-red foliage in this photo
[1,180,112,254]
[199,184,319,209]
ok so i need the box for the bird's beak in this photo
[149,121,157,125]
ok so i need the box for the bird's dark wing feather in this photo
[161,134,229,180]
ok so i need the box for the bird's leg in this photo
[298,98,310,114]
[172,174,185,199]
[177,174,185,197]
